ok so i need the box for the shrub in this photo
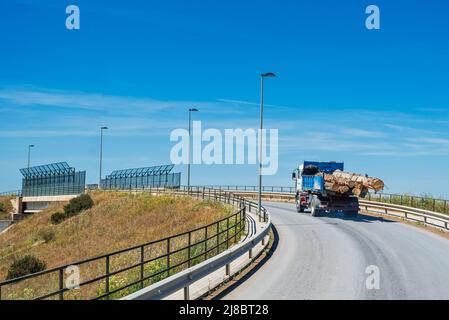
[51,194,94,225]
[51,212,66,225]
[37,227,56,243]
[64,194,94,217]
[0,202,5,213]
[7,255,46,280]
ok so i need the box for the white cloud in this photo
[0,88,178,113]
[341,128,386,138]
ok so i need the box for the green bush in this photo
[7,255,46,280]
[51,212,66,225]
[37,227,56,243]
[51,194,94,225]
[64,194,94,217]
[0,202,5,213]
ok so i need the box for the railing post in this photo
[226,218,230,249]
[167,238,171,276]
[184,286,190,300]
[234,214,238,243]
[105,256,110,300]
[59,268,64,300]
[225,263,231,277]
[140,245,145,289]
[188,232,192,268]
[204,226,208,260]
[216,222,220,254]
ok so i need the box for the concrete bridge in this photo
[10,194,79,220]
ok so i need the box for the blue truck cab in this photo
[297,161,344,194]
[292,161,359,217]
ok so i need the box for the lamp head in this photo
[261,72,276,78]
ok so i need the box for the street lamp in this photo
[259,72,276,221]
[187,108,199,193]
[27,145,35,169]
[99,126,108,188]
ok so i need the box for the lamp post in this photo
[99,126,108,188]
[258,72,276,220]
[187,108,199,194]
[27,144,35,169]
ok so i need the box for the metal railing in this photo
[201,186,449,216]
[213,188,449,233]
[366,192,449,215]
[359,199,449,231]
[195,185,296,194]
[21,185,85,197]
[0,187,258,300]
[0,190,22,197]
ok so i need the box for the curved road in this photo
[223,201,449,300]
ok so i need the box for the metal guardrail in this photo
[359,200,449,231]
[365,192,449,215]
[123,212,270,300]
[222,189,449,232]
[202,186,449,215]
[197,185,297,194]
[0,187,270,300]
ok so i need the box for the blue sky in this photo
[0,0,449,197]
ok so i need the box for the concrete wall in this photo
[10,197,22,215]
[13,195,79,214]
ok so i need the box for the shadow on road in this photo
[263,201,396,224]
[319,212,396,224]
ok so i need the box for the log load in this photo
[322,170,384,197]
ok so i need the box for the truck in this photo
[292,161,359,217]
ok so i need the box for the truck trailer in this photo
[292,161,359,217]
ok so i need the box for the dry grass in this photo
[368,193,449,215]
[0,191,236,299]
[0,196,13,220]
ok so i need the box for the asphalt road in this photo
[0,221,11,233]
[223,201,449,300]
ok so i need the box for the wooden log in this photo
[331,170,384,192]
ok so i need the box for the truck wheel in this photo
[310,196,321,217]
[344,197,359,217]
[344,210,358,217]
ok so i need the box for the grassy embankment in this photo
[0,191,240,299]
[0,196,13,220]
